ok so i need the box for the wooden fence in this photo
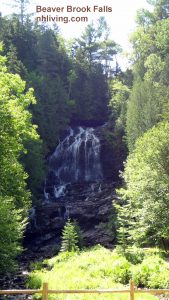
[0,281,169,299]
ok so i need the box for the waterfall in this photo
[44,127,103,201]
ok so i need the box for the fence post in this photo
[130,280,134,300]
[42,282,48,300]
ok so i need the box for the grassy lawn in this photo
[28,245,169,300]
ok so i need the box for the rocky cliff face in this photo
[25,125,123,253]
[26,181,117,254]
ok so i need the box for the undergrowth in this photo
[28,245,169,300]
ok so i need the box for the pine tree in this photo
[61,219,82,252]
[13,0,30,24]
[115,200,133,252]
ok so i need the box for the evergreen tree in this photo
[68,18,120,125]
[12,0,30,24]
[61,219,82,252]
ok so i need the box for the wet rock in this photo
[25,181,118,251]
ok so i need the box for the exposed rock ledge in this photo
[25,181,118,254]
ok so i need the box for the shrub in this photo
[148,270,169,288]
[111,256,131,284]
[116,246,145,264]
[125,247,145,264]
[27,273,42,289]
[131,256,166,287]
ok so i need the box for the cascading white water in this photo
[44,127,103,201]
[50,127,103,182]
[54,184,67,198]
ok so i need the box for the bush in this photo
[111,256,131,284]
[125,247,145,264]
[116,246,145,264]
[148,270,169,288]
[131,256,167,287]
[27,273,42,289]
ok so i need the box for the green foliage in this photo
[126,78,162,151]
[31,74,72,150]
[148,269,169,288]
[0,49,30,210]
[131,255,169,288]
[107,72,131,174]
[0,51,44,206]
[28,273,42,289]
[74,17,120,73]
[114,200,133,249]
[0,16,120,151]
[0,196,26,274]
[0,47,43,272]
[116,246,145,265]
[127,2,169,151]
[73,220,84,249]
[110,256,131,284]
[117,2,169,248]
[117,122,169,248]
[67,17,121,125]
[124,247,145,265]
[21,138,45,203]
[60,219,82,252]
[109,78,130,130]
[28,246,166,299]
[6,44,27,75]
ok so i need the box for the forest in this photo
[0,0,169,293]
